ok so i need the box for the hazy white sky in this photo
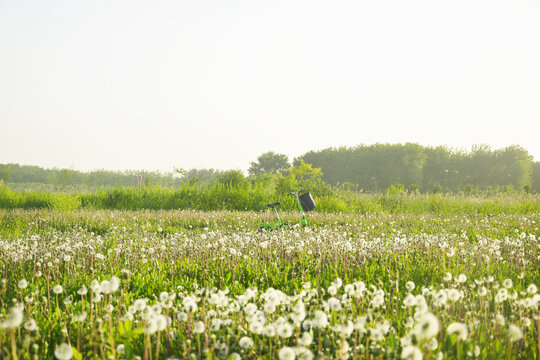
[1,0,539,173]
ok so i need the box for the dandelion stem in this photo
[11,329,18,360]
[155,332,161,360]
[536,318,540,360]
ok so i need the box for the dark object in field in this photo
[299,192,316,212]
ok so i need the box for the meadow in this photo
[0,207,539,359]
[1,185,539,215]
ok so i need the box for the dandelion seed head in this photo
[508,324,523,342]
[446,322,468,341]
[54,343,73,360]
[17,279,28,289]
[401,345,422,360]
[278,346,296,360]
[239,336,254,349]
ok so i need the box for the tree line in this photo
[1,143,539,194]
[296,143,539,193]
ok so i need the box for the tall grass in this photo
[0,184,539,214]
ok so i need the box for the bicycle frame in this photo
[287,190,309,228]
[258,190,310,232]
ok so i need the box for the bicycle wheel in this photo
[258,224,272,233]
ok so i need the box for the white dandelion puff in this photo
[54,343,73,360]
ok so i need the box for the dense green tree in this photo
[531,162,540,194]
[295,143,534,193]
[248,152,290,176]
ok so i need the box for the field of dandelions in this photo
[0,209,539,359]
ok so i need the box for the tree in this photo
[217,170,248,188]
[0,165,11,183]
[531,162,540,194]
[248,152,290,176]
[290,160,330,195]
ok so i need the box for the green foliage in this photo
[1,185,539,215]
[248,151,290,176]
[532,162,540,194]
[386,184,405,196]
[0,209,539,358]
[297,143,535,193]
[275,172,298,195]
[216,169,248,189]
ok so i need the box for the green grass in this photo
[0,209,539,359]
[1,185,539,215]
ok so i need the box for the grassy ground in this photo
[1,185,539,215]
[0,208,539,359]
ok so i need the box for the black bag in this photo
[299,192,316,212]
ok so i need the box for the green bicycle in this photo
[258,190,316,232]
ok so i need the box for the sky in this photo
[1,0,539,173]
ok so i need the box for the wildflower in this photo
[247,320,261,334]
[503,279,513,289]
[278,346,296,360]
[521,317,531,328]
[53,285,63,295]
[239,336,254,349]
[73,311,87,322]
[328,297,342,311]
[508,325,523,342]
[328,285,337,296]
[299,332,313,346]
[193,321,205,334]
[403,294,416,307]
[370,328,384,341]
[495,289,508,303]
[24,319,38,332]
[263,325,276,337]
[244,303,257,315]
[414,313,439,340]
[177,312,188,322]
[428,337,438,351]
[495,314,505,326]
[134,299,147,312]
[156,315,167,331]
[17,279,28,289]
[443,273,452,282]
[110,276,120,292]
[264,303,276,314]
[371,294,385,308]
[2,306,23,328]
[77,285,88,296]
[144,318,158,335]
[116,344,125,356]
[446,322,468,340]
[277,322,294,338]
[447,289,461,302]
[101,280,111,294]
[297,348,314,360]
[527,284,537,295]
[183,297,197,312]
[406,281,415,291]
[401,345,422,360]
[312,310,328,328]
[90,280,101,293]
[54,343,73,360]
[478,286,488,297]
